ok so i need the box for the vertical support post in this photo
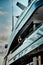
[12,0,14,31]
[38,56,41,65]
[12,16,14,31]
[33,57,37,65]
[4,57,7,65]
[33,23,36,31]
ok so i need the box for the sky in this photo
[0,0,12,41]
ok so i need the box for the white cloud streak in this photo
[0,23,12,41]
[0,11,8,16]
[0,23,12,31]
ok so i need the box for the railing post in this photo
[38,56,41,65]
[33,57,37,65]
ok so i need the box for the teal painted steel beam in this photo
[7,0,43,56]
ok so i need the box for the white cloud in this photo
[0,33,11,41]
[0,23,12,31]
[0,23,12,41]
[0,11,8,16]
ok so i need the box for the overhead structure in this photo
[4,0,43,65]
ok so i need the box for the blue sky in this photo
[0,0,12,41]
[0,0,28,41]
[0,0,12,25]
